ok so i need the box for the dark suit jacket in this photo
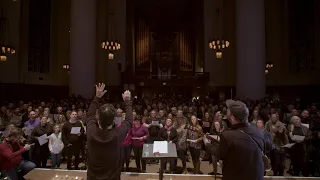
[216,122,272,180]
[159,127,178,143]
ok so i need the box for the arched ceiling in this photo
[134,0,197,32]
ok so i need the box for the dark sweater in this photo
[62,121,85,147]
[0,142,25,170]
[159,127,178,143]
[86,97,133,180]
[30,124,54,154]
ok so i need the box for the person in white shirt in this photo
[48,124,64,169]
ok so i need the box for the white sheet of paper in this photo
[187,139,196,143]
[203,136,211,144]
[153,141,168,153]
[24,127,34,136]
[70,127,81,134]
[1,130,9,137]
[132,137,140,140]
[202,121,210,127]
[281,143,295,148]
[84,126,86,132]
[114,117,122,125]
[38,134,48,146]
[151,121,159,125]
[302,123,309,129]
[292,135,305,141]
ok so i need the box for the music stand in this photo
[142,143,178,180]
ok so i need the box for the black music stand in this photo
[142,143,178,180]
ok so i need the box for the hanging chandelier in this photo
[101,3,120,60]
[208,5,230,59]
[0,8,16,62]
[209,39,230,59]
[101,41,120,60]
[265,63,273,74]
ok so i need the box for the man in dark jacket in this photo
[86,83,133,180]
[216,100,272,180]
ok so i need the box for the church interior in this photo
[0,0,320,179]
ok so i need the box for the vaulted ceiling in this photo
[134,0,200,32]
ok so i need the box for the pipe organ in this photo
[179,31,193,71]
[135,18,150,71]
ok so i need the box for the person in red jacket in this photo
[0,129,35,180]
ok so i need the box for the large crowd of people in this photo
[0,91,320,179]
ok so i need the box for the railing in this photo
[122,72,209,86]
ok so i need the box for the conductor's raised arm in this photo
[86,83,107,137]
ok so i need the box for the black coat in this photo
[159,127,178,143]
[216,122,272,180]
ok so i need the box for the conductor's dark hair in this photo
[98,103,116,129]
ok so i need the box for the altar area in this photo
[24,169,317,180]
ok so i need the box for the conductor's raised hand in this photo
[95,83,107,98]
[122,90,131,101]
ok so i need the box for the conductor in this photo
[86,83,133,180]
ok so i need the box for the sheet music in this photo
[291,135,305,141]
[187,139,197,143]
[38,134,48,146]
[114,117,122,125]
[202,121,210,127]
[23,127,34,136]
[281,143,295,148]
[151,121,159,126]
[70,127,81,134]
[1,130,9,137]
[153,141,168,153]
[301,123,309,129]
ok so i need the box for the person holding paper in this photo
[132,116,149,173]
[30,116,53,168]
[288,116,312,176]
[187,115,203,174]
[159,118,178,173]
[205,121,224,175]
[86,83,133,180]
[61,111,85,170]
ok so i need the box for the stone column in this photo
[203,0,215,86]
[236,0,266,100]
[70,0,96,98]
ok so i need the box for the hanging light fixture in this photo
[208,5,230,59]
[62,47,70,74]
[101,1,120,60]
[0,8,16,62]
[265,63,274,74]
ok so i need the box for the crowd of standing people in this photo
[0,91,320,179]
